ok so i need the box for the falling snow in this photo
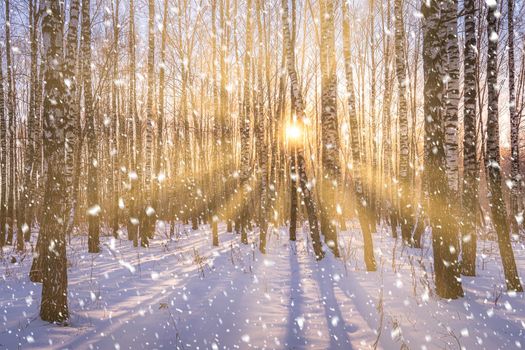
[1,222,524,349]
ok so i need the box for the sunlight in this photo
[285,121,302,143]
[2,0,523,347]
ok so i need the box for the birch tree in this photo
[255,0,269,253]
[155,0,169,215]
[282,0,323,259]
[128,0,139,246]
[394,0,412,245]
[111,0,121,239]
[443,0,460,197]
[5,0,16,247]
[38,0,70,322]
[461,0,479,276]
[142,0,156,246]
[219,0,232,234]
[62,0,81,239]
[319,0,341,257]
[342,1,376,271]
[422,0,463,299]
[23,0,40,241]
[83,0,100,254]
[508,0,521,232]
[485,0,523,292]
[0,50,6,248]
[239,0,253,244]
[380,0,396,238]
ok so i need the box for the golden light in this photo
[285,122,302,142]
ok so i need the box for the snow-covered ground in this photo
[1,221,524,349]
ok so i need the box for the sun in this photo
[286,123,302,141]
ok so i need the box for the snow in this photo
[1,222,524,349]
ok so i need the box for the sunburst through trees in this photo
[0,0,524,347]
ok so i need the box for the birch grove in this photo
[0,0,524,327]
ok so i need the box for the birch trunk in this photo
[461,0,479,276]
[441,0,461,256]
[380,0,396,238]
[128,0,139,245]
[23,0,39,241]
[508,0,521,232]
[256,0,268,253]
[239,0,253,244]
[111,0,121,238]
[38,0,70,321]
[485,0,523,292]
[394,0,412,245]
[155,0,168,216]
[342,2,376,271]
[422,0,463,299]
[0,48,6,247]
[220,0,233,233]
[368,0,378,232]
[211,0,219,245]
[82,0,100,254]
[319,0,340,257]
[5,0,16,248]
[281,0,323,259]
[62,0,81,242]
[142,0,156,246]
[443,0,460,194]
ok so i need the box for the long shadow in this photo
[50,225,253,350]
[333,238,400,349]
[284,241,308,349]
[310,253,355,349]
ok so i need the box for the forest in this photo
[0,0,525,348]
